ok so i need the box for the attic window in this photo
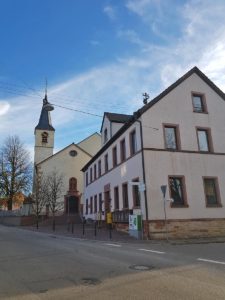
[69,150,77,157]
[192,93,207,113]
[104,128,108,143]
[42,132,48,143]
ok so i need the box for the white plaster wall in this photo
[84,122,144,219]
[111,122,124,136]
[38,144,92,205]
[34,129,54,164]
[101,117,111,146]
[84,153,144,220]
[145,151,225,220]
[78,133,101,156]
[142,73,225,152]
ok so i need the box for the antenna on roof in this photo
[142,92,149,105]
[43,77,54,111]
[45,77,48,100]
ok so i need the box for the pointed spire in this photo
[35,90,55,132]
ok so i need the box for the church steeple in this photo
[34,93,55,164]
[35,93,55,132]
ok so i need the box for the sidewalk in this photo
[23,223,139,243]
[22,222,225,245]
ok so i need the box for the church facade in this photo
[33,94,101,215]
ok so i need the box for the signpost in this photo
[161,185,168,241]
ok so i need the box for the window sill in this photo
[206,204,222,208]
[170,204,189,208]
[193,110,208,114]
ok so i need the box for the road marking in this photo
[197,258,225,265]
[105,243,122,247]
[138,248,165,254]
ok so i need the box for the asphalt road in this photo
[0,224,225,299]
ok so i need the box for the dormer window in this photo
[104,128,108,143]
[42,132,48,143]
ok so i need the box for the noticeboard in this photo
[129,215,142,231]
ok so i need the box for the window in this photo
[90,168,93,182]
[197,128,212,152]
[94,195,97,213]
[169,176,187,206]
[122,183,129,209]
[94,164,97,180]
[192,93,207,113]
[114,186,119,210]
[132,178,140,207]
[130,130,137,155]
[164,125,180,150]
[120,139,126,162]
[41,132,48,143]
[99,193,102,212]
[203,178,221,207]
[104,154,108,172]
[69,150,77,157]
[104,128,108,143]
[98,160,101,177]
[85,172,88,186]
[90,197,93,214]
[112,146,117,167]
[85,199,88,215]
[69,178,77,191]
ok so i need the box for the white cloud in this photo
[103,5,117,20]
[117,29,146,47]
[126,0,153,17]
[1,0,225,156]
[0,101,10,116]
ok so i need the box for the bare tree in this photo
[45,170,64,231]
[32,167,48,229]
[0,136,32,210]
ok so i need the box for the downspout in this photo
[135,117,150,239]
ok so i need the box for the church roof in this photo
[35,96,55,131]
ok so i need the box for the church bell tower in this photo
[34,93,55,165]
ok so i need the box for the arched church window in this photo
[69,177,77,191]
[42,132,48,143]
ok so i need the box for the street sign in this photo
[161,185,167,198]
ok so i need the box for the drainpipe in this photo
[134,116,150,239]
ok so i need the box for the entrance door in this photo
[66,196,79,214]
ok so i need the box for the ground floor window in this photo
[94,195,97,213]
[85,199,88,215]
[169,176,187,207]
[132,178,140,208]
[203,177,221,207]
[122,183,129,209]
[99,193,102,212]
[114,186,119,210]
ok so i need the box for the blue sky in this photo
[0,0,225,158]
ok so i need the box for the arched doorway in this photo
[64,177,81,214]
[66,196,79,214]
